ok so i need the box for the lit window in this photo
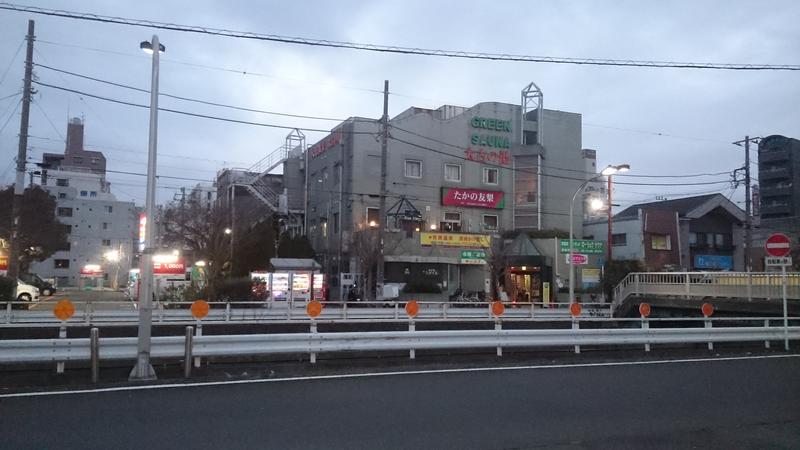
[440,212,462,232]
[651,234,671,250]
[444,164,461,182]
[483,167,498,185]
[404,160,422,179]
[366,207,380,227]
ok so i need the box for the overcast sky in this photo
[0,0,797,210]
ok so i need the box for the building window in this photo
[104,205,113,213]
[366,207,380,227]
[80,191,88,197]
[651,234,671,250]
[440,212,462,232]
[482,215,498,231]
[483,167,499,185]
[58,193,67,199]
[714,233,724,248]
[404,160,422,179]
[54,259,70,269]
[90,191,97,197]
[689,232,697,247]
[102,222,109,230]
[320,218,328,238]
[73,157,83,164]
[61,224,72,234]
[56,178,69,187]
[90,157,99,165]
[523,130,538,145]
[57,207,73,217]
[444,164,461,182]
[102,239,111,247]
[333,213,339,234]
[612,233,627,246]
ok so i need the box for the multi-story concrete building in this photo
[29,118,137,288]
[304,97,589,301]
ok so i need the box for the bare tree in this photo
[482,235,507,300]
[349,227,381,300]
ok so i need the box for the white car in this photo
[16,279,40,304]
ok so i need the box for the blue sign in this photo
[694,255,733,270]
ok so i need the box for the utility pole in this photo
[376,80,389,301]
[733,136,760,272]
[8,20,35,282]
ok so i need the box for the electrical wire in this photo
[34,63,351,123]
[0,97,21,134]
[2,3,798,71]
[33,80,377,135]
[0,38,24,87]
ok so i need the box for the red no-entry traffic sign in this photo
[765,233,791,257]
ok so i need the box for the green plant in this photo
[603,259,645,300]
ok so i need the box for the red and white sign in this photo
[138,213,147,252]
[309,131,343,159]
[565,253,589,265]
[441,188,505,209]
[153,259,186,275]
[0,255,7,271]
[765,233,791,257]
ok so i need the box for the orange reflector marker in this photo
[306,300,322,318]
[53,299,75,321]
[405,300,419,318]
[701,303,714,317]
[191,300,210,320]
[491,301,505,317]
[639,303,651,317]
[570,302,582,317]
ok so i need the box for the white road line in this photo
[1,353,798,399]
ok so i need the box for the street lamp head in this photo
[600,165,618,176]
[104,249,120,262]
[615,164,631,173]
[224,228,232,235]
[590,198,605,211]
[368,220,377,228]
[140,41,166,54]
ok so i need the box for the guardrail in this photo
[0,300,612,328]
[612,272,800,314]
[0,317,797,381]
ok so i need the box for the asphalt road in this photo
[1,355,798,449]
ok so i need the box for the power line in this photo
[0,97,21,134]
[0,38,24,87]
[34,63,350,123]
[33,101,64,140]
[2,3,798,71]
[34,80,377,135]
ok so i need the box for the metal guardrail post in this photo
[184,326,193,379]
[225,302,231,322]
[90,327,99,383]
[642,316,650,352]
[5,301,10,324]
[56,321,66,374]
[309,321,317,364]
[443,302,448,320]
[747,273,753,302]
[572,318,580,354]
[85,301,91,326]
[705,319,713,351]
[194,320,203,368]
[764,319,771,349]
[634,273,640,296]
[394,302,399,320]
[495,320,502,357]
[409,320,415,360]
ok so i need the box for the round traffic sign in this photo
[405,300,419,318]
[570,302,582,317]
[765,233,791,257]
[701,302,714,317]
[639,303,651,318]
[306,300,322,318]
[53,300,75,321]
[191,300,210,319]
[491,301,505,317]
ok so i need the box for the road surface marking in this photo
[1,353,798,399]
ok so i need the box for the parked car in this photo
[14,278,40,306]
[20,273,56,296]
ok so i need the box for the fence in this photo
[612,272,800,313]
[0,317,797,381]
[0,300,612,328]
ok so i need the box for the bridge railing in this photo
[612,272,800,313]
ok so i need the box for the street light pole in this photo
[130,35,164,381]
[569,164,629,306]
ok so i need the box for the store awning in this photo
[269,258,322,271]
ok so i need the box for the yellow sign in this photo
[420,232,491,248]
[542,282,550,306]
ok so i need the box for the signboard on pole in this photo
[765,233,791,257]
[460,250,487,264]
[565,253,589,265]
[765,257,792,267]
[559,239,605,255]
